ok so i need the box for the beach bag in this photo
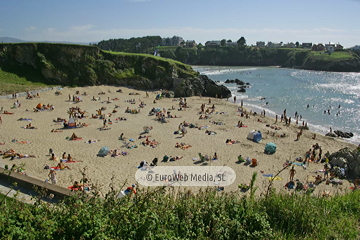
[253,132,262,143]
[247,130,257,140]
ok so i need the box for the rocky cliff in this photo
[0,43,231,98]
[158,47,360,72]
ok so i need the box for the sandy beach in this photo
[0,85,356,196]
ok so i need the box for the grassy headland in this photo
[0,43,211,97]
[310,50,354,60]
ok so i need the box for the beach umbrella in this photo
[97,147,110,157]
[264,142,277,154]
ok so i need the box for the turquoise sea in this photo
[192,66,360,144]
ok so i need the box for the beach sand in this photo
[0,86,356,196]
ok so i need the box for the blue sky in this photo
[1,0,359,47]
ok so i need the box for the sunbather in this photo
[70,132,81,140]
[16,153,36,158]
[57,161,71,170]
[169,156,183,161]
[51,129,63,132]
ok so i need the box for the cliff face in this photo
[158,47,360,72]
[0,43,231,98]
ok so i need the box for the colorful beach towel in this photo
[263,174,273,177]
[267,176,283,181]
[290,161,304,166]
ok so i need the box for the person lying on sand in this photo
[53,118,66,122]
[169,156,183,161]
[1,149,16,157]
[15,153,36,159]
[3,111,14,114]
[257,118,267,123]
[175,142,192,150]
[25,123,37,129]
[226,139,240,144]
[142,138,159,147]
[87,139,99,143]
[51,129,63,132]
[138,135,151,139]
[199,115,210,119]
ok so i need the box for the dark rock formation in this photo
[224,79,248,85]
[328,147,360,178]
[325,132,338,138]
[173,75,231,97]
[334,130,354,138]
[0,43,231,98]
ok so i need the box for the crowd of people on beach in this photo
[1,87,359,197]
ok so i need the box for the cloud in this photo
[26,26,36,32]
[45,28,56,33]
[69,24,95,32]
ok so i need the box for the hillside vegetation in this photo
[96,37,360,72]
[0,43,230,97]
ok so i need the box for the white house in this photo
[283,42,296,48]
[205,40,221,46]
[186,40,197,48]
[324,42,336,51]
[349,45,360,51]
[226,42,238,47]
[161,36,184,46]
[267,41,283,48]
[256,41,265,47]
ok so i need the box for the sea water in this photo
[192,66,360,144]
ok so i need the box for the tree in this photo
[221,39,226,47]
[237,37,246,46]
[295,41,299,48]
[227,39,232,43]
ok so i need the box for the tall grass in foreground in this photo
[0,175,359,239]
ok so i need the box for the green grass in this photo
[0,68,55,95]
[310,51,354,61]
[103,50,189,66]
[0,172,359,239]
[156,46,178,50]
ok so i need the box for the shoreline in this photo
[0,85,356,196]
